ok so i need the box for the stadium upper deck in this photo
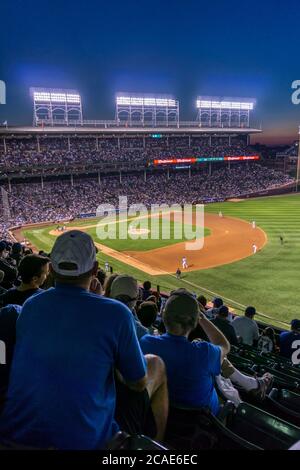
[0,123,262,138]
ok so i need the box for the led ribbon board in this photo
[153,156,260,165]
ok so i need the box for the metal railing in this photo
[34,119,260,130]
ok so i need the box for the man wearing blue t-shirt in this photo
[140,288,230,415]
[279,319,300,361]
[0,231,151,450]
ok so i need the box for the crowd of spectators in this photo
[0,136,255,171]
[0,230,298,449]
[0,163,293,239]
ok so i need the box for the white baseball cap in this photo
[110,275,139,300]
[51,230,97,276]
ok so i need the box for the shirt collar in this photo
[55,283,88,293]
[164,332,188,341]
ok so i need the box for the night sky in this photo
[0,0,300,145]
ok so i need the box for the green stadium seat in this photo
[225,402,300,449]
[266,388,300,426]
[165,404,261,450]
[252,365,300,392]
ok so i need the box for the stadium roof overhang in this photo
[0,126,262,137]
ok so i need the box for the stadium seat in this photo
[165,404,261,450]
[224,402,300,449]
[252,365,300,392]
[266,388,300,426]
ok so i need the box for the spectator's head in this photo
[217,305,229,319]
[291,319,300,333]
[50,230,98,288]
[213,297,223,309]
[245,306,256,318]
[163,288,199,336]
[11,242,23,255]
[137,301,158,328]
[96,268,106,287]
[263,327,275,341]
[104,273,119,297]
[0,241,9,259]
[0,270,4,284]
[197,295,207,309]
[143,280,151,291]
[110,275,139,311]
[18,254,50,288]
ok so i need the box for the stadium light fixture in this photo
[116,95,177,107]
[196,98,255,110]
[33,90,81,104]
[31,87,83,126]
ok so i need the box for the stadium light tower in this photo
[30,87,83,126]
[196,97,256,128]
[115,93,179,127]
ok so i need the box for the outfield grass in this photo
[23,194,300,328]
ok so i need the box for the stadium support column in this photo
[167,168,170,180]
[209,162,212,176]
[96,137,99,150]
[98,171,101,185]
[41,175,44,189]
[37,136,41,153]
[71,174,74,187]
[144,170,147,182]
[189,167,191,178]
[119,170,122,183]
[209,135,212,146]
[3,138,7,154]
[188,135,191,148]
[68,136,71,151]
[8,179,11,192]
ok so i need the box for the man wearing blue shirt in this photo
[279,319,300,361]
[0,231,152,449]
[140,288,230,415]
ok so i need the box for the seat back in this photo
[166,403,261,450]
[229,402,300,450]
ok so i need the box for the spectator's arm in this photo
[198,314,230,361]
[115,369,147,392]
[115,307,147,390]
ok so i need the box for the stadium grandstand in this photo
[0,88,300,454]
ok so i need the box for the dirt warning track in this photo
[47,213,267,276]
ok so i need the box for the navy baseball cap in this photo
[218,305,229,317]
[213,297,223,308]
[291,319,300,330]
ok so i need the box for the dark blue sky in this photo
[0,0,300,144]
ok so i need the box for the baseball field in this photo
[15,193,300,329]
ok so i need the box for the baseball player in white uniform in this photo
[182,256,188,269]
[252,220,256,229]
[252,244,257,254]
